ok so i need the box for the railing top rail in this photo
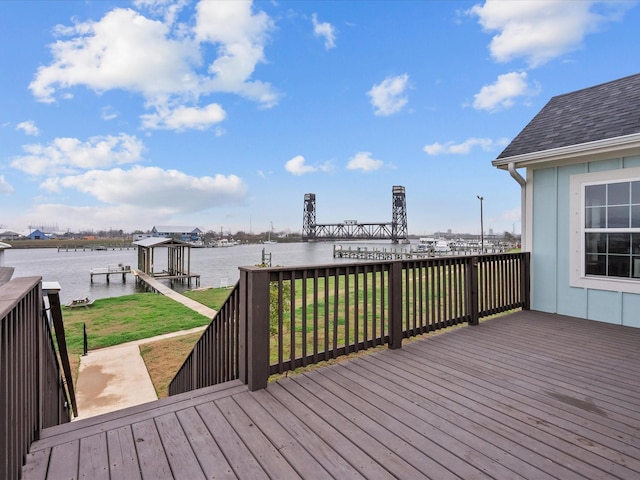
[0,276,41,318]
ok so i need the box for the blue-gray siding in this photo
[531,155,640,326]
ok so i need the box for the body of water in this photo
[5,241,407,304]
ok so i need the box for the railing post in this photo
[388,261,403,350]
[239,267,270,391]
[467,256,479,325]
[521,252,531,310]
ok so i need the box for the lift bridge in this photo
[302,185,409,243]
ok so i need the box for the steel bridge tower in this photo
[302,193,316,240]
[391,185,408,243]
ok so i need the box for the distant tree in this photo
[503,231,516,243]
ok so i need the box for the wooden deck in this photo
[23,310,640,479]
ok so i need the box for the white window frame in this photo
[569,166,640,295]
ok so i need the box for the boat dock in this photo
[333,244,431,260]
[333,244,508,261]
[58,244,135,252]
[89,263,131,283]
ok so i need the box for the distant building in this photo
[0,231,21,241]
[27,229,48,240]
[151,226,203,242]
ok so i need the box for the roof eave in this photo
[492,132,640,170]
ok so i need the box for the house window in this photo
[583,180,640,279]
[570,166,640,295]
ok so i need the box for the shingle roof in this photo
[497,73,640,159]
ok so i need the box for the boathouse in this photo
[133,236,200,286]
[493,72,640,327]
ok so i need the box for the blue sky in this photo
[1,0,640,237]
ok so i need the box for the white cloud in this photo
[11,134,144,176]
[472,71,534,112]
[195,0,278,107]
[101,106,119,121]
[41,166,247,213]
[23,203,177,232]
[469,0,631,67]
[312,13,337,50]
[285,155,333,175]
[29,1,278,129]
[424,137,510,155]
[0,175,14,194]
[133,0,189,25]
[285,155,317,175]
[346,152,383,172]
[140,103,226,130]
[16,120,40,136]
[30,8,200,103]
[367,74,409,116]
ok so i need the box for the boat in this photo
[264,222,277,245]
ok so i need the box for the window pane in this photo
[586,206,606,228]
[608,233,631,254]
[633,205,640,228]
[585,254,606,275]
[608,255,630,278]
[586,233,606,253]
[585,184,606,206]
[633,256,640,278]
[607,182,629,205]
[607,205,629,228]
[633,234,640,255]
[632,181,640,204]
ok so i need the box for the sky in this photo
[1,0,640,237]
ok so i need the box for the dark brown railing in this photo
[1,277,76,480]
[168,282,241,395]
[169,252,530,395]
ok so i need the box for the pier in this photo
[333,245,430,260]
[131,269,210,316]
[333,244,508,260]
[89,263,131,283]
[58,244,135,252]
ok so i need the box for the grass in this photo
[139,332,203,398]
[60,292,214,384]
[182,287,232,310]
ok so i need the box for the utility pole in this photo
[477,195,484,253]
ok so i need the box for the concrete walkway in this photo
[75,326,207,419]
[74,272,219,419]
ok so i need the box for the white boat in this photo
[264,222,277,245]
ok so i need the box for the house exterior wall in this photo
[530,155,640,327]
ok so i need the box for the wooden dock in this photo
[58,244,135,252]
[89,264,131,283]
[333,244,507,260]
[333,244,432,260]
[131,269,214,318]
[23,310,640,479]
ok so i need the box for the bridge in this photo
[302,185,409,243]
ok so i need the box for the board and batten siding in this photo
[530,155,640,327]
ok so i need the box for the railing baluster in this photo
[170,253,530,396]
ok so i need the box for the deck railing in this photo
[1,277,76,480]
[170,252,530,395]
[168,282,241,395]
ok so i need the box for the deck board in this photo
[23,311,640,479]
